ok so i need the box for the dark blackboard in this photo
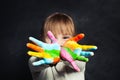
[1,0,120,80]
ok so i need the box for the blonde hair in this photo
[41,12,76,41]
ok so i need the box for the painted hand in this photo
[26,31,60,66]
[61,33,98,71]
[63,33,98,57]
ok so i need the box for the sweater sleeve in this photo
[62,60,86,72]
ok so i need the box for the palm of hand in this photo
[27,33,61,66]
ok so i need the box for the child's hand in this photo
[63,33,98,57]
[61,33,98,71]
[26,31,61,66]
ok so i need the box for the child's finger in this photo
[47,31,57,43]
[69,33,85,42]
[80,51,94,57]
[73,48,94,57]
[29,37,46,47]
[27,51,51,58]
[32,59,53,66]
[26,43,44,52]
[32,60,45,66]
[79,45,98,50]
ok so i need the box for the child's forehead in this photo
[54,30,72,35]
[53,26,73,34]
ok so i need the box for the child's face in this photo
[45,34,72,46]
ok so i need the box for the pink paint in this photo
[60,48,80,72]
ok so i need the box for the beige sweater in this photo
[28,56,86,80]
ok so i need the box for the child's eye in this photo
[63,36,70,39]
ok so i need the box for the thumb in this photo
[47,31,57,43]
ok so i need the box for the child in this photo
[28,12,86,80]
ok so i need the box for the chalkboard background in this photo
[1,0,120,80]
